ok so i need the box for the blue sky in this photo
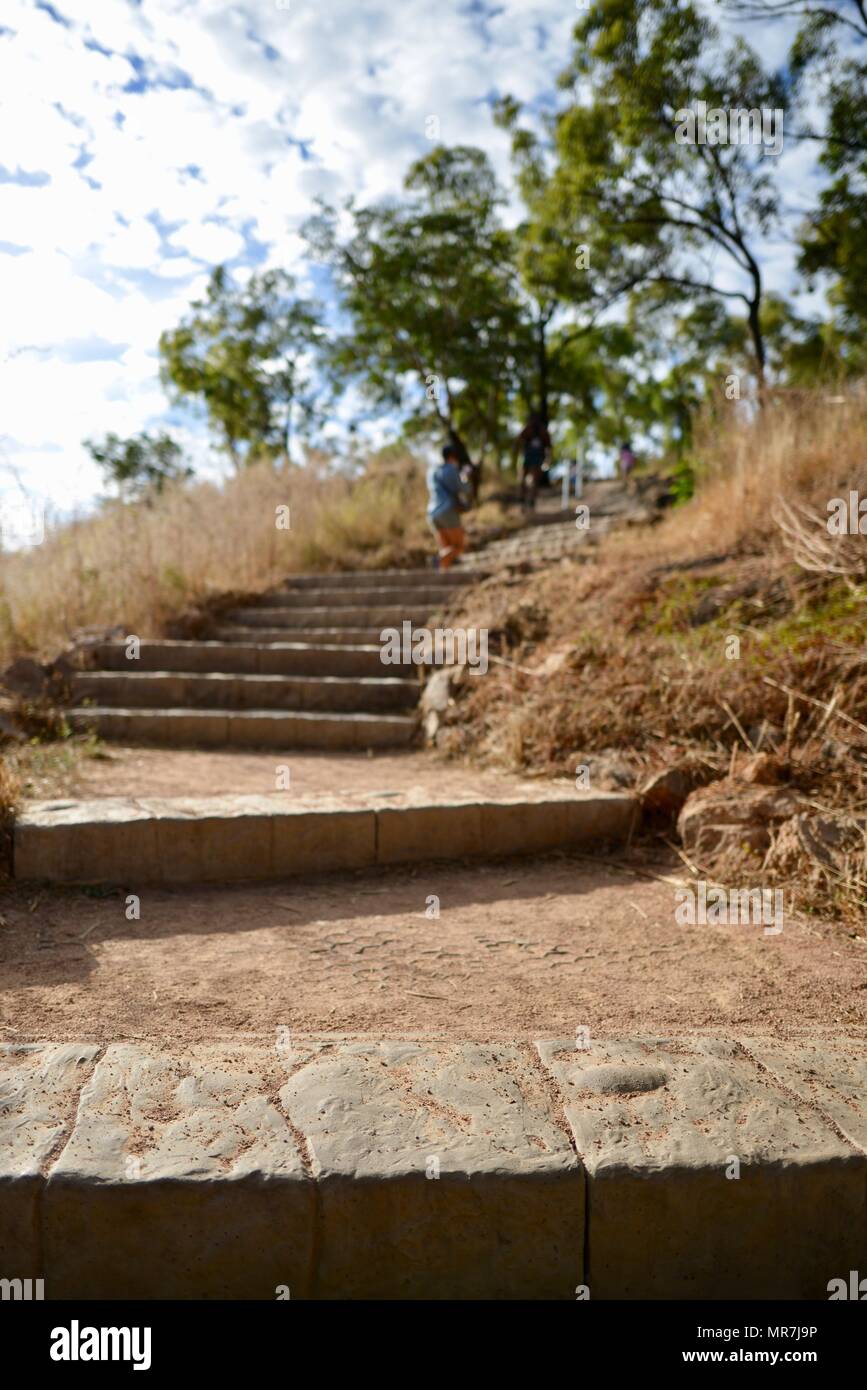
[0,0,815,534]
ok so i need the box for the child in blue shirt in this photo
[427,444,471,569]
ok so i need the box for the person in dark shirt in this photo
[447,425,480,504]
[516,411,551,509]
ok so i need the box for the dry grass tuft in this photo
[0,454,439,668]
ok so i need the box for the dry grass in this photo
[0,453,437,668]
[624,384,867,565]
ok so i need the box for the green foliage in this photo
[670,455,697,505]
[304,145,529,461]
[88,0,864,483]
[158,266,324,468]
[84,431,193,501]
[727,0,867,370]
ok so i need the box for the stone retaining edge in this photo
[13,791,639,883]
[1,1035,865,1299]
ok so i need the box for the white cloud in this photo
[169,220,245,263]
[0,0,832,518]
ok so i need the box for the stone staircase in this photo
[68,568,476,751]
[17,558,640,884]
[462,477,651,570]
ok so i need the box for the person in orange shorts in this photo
[427,443,471,569]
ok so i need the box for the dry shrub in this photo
[623,384,867,564]
[432,385,867,924]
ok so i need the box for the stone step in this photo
[67,708,417,749]
[214,625,396,647]
[284,568,478,589]
[262,586,451,608]
[228,606,432,630]
[89,640,389,678]
[72,672,417,713]
[2,1035,864,1298]
[14,788,638,883]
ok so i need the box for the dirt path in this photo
[32,744,573,803]
[3,852,864,1044]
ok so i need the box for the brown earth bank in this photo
[2,852,864,1045]
[427,541,867,929]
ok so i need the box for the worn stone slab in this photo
[376,800,486,863]
[0,1043,100,1277]
[262,586,449,608]
[43,1044,314,1300]
[223,709,416,750]
[143,794,281,882]
[73,671,417,713]
[13,797,162,882]
[15,791,639,883]
[256,643,387,678]
[375,793,638,864]
[69,706,417,750]
[568,789,639,840]
[5,1036,866,1299]
[271,802,376,875]
[283,569,477,589]
[230,606,433,629]
[281,1039,583,1299]
[70,708,231,745]
[742,1037,867,1153]
[537,1036,866,1300]
[91,640,390,678]
[216,625,394,647]
[16,795,378,883]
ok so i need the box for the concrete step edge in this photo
[14,790,638,883]
[74,672,416,689]
[213,628,393,645]
[68,707,416,725]
[2,1034,864,1298]
[66,708,417,749]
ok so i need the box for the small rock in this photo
[765,812,862,876]
[740,752,788,785]
[421,668,455,716]
[641,765,700,820]
[1,657,49,698]
[0,711,25,743]
[677,781,808,861]
[576,752,635,791]
[535,648,570,677]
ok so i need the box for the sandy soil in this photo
[37,745,574,803]
[2,852,864,1045]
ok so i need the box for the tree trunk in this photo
[226,433,242,472]
[748,295,766,401]
[537,318,550,426]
